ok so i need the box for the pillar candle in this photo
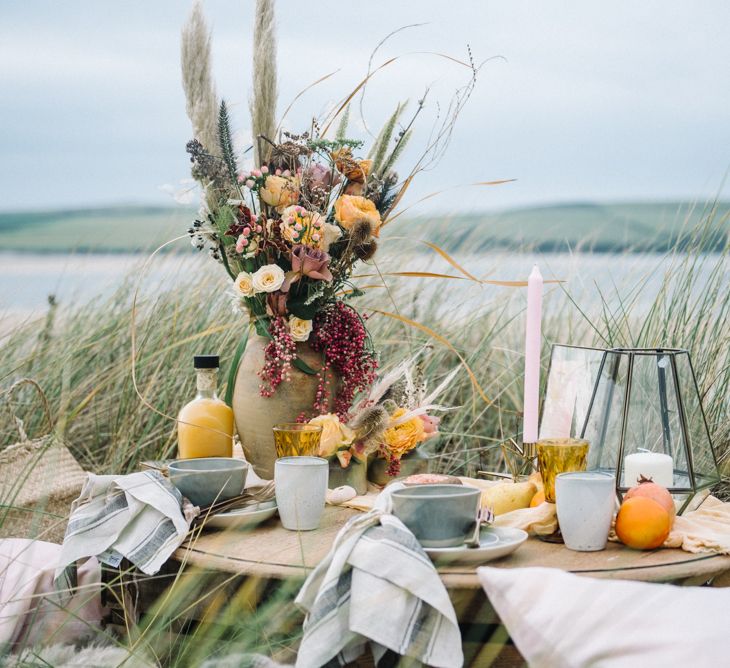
[523,264,543,443]
[624,452,674,488]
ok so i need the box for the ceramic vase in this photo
[232,335,335,480]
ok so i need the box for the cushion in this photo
[478,565,730,668]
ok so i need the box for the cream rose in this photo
[288,315,313,342]
[321,223,343,252]
[309,413,355,458]
[233,271,255,297]
[251,264,285,293]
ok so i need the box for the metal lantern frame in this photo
[540,345,720,514]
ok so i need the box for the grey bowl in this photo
[168,458,248,507]
[391,484,482,548]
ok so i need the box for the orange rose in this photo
[259,174,300,211]
[333,195,382,237]
[382,407,426,460]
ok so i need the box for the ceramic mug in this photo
[275,456,329,531]
[390,484,482,548]
[555,471,616,551]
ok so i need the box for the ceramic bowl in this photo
[168,457,248,507]
[391,484,482,548]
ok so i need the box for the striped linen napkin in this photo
[295,487,462,668]
[55,470,196,589]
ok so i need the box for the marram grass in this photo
[0,209,728,664]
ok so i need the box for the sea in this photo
[0,250,727,335]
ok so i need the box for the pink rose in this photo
[305,163,340,191]
[291,245,333,282]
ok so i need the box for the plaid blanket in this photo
[55,470,195,590]
[295,507,462,668]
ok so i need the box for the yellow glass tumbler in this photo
[273,423,322,458]
[536,438,589,503]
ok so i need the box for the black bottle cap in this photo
[194,355,220,369]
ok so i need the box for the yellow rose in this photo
[251,264,285,293]
[259,174,300,210]
[309,413,355,458]
[382,407,426,460]
[288,315,313,342]
[334,195,382,237]
[233,271,255,297]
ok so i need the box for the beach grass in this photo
[0,204,729,664]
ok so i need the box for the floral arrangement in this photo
[309,354,458,475]
[180,0,478,422]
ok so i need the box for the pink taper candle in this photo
[523,264,543,443]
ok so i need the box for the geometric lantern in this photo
[579,348,720,514]
[539,345,720,515]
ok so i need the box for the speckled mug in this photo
[275,456,329,531]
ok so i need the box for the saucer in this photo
[424,526,528,565]
[203,500,277,530]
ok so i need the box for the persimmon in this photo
[530,490,546,507]
[615,496,672,550]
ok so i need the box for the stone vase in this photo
[232,335,334,480]
[328,458,368,495]
[367,448,430,486]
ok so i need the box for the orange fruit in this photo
[530,490,545,507]
[615,496,672,550]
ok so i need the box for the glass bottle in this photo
[177,355,234,459]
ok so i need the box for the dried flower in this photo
[332,148,372,183]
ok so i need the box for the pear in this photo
[481,480,538,516]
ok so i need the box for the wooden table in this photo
[175,505,730,587]
[102,506,730,666]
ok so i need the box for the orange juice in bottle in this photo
[178,355,234,458]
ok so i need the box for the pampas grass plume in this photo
[250,0,278,165]
[181,0,220,156]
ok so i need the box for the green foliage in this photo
[217,100,239,185]
[335,104,350,141]
[368,103,404,175]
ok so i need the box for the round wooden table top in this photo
[175,505,730,589]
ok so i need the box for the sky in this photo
[0,1,728,214]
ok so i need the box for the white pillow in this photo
[478,566,730,668]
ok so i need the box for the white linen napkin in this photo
[294,484,462,668]
[55,470,197,589]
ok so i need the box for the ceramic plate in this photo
[425,526,528,565]
[204,500,278,530]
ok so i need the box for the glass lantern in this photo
[579,348,720,513]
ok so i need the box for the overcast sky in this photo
[1,1,728,213]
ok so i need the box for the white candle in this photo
[624,452,674,488]
[522,265,543,443]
